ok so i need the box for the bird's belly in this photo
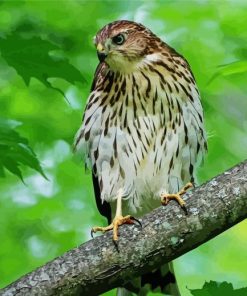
[93,120,190,215]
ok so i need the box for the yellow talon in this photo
[91,215,141,242]
[91,190,142,250]
[161,182,193,208]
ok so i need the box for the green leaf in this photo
[189,281,247,296]
[209,60,247,83]
[0,33,85,95]
[2,157,24,182]
[0,119,46,181]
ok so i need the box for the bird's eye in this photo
[112,34,125,45]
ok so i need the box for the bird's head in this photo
[94,20,161,73]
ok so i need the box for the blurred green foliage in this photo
[0,1,246,295]
[189,281,247,296]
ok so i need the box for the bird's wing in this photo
[90,62,112,224]
[74,61,111,222]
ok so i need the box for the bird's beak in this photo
[97,43,107,62]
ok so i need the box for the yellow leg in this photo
[91,189,141,245]
[160,182,193,211]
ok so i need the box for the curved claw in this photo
[161,196,169,205]
[113,239,119,252]
[130,216,142,229]
[91,229,95,238]
[181,205,188,215]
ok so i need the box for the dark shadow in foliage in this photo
[0,33,85,98]
[13,18,76,52]
[0,119,46,181]
[189,280,247,296]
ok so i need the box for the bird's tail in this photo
[117,287,134,296]
[117,262,180,296]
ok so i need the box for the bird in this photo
[74,20,207,296]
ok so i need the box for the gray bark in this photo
[1,160,247,296]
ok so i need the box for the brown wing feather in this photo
[90,61,108,91]
[92,173,111,224]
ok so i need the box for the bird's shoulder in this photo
[90,62,109,92]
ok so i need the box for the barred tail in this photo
[117,262,180,296]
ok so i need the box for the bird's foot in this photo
[91,215,142,248]
[160,182,193,214]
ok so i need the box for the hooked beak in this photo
[97,43,107,62]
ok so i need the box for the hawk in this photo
[75,20,207,296]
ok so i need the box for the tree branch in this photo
[2,160,247,296]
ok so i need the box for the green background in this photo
[0,0,246,295]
